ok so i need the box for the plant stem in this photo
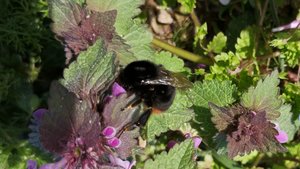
[251,153,265,168]
[151,37,213,65]
[191,10,201,27]
[297,63,300,82]
[259,0,269,26]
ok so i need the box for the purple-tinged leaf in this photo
[86,0,144,35]
[48,0,85,37]
[39,81,101,154]
[86,0,154,64]
[61,40,118,106]
[102,93,144,132]
[60,9,117,55]
[209,103,287,159]
[48,0,132,63]
[116,128,140,159]
[227,110,286,158]
[209,102,237,132]
[102,93,143,158]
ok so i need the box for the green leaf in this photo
[271,33,300,67]
[144,139,196,169]
[235,26,256,59]
[191,80,237,108]
[85,1,156,64]
[212,151,243,169]
[0,140,50,169]
[178,0,196,14]
[86,0,144,35]
[275,104,298,141]
[122,21,155,63]
[194,23,208,46]
[61,40,118,100]
[282,83,300,117]
[227,11,256,50]
[48,0,83,37]
[233,151,258,165]
[190,80,237,149]
[207,32,227,54]
[146,91,194,139]
[241,70,282,119]
[270,39,288,48]
[153,51,185,72]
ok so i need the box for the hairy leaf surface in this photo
[146,91,194,139]
[144,139,196,169]
[61,40,118,103]
[40,82,101,154]
[241,70,282,119]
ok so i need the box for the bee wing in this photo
[141,69,192,89]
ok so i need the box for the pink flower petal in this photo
[272,20,300,32]
[102,126,117,138]
[27,160,37,169]
[109,155,136,169]
[39,158,68,169]
[193,137,202,148]
[275,130,289,143]
[107,137,122,148]
[197,64,206,69]
[166,140,177,150]
[112,83,126,97]
[33,108,48,121]
[274,124,288,143]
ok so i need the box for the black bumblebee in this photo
[119,60,192,123]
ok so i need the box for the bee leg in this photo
[137,109,152,126]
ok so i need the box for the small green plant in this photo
[1,0,300,168]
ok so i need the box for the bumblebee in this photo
[119,60,192,123]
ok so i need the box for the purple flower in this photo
[184,133,202,148]
[272,20,300,32]
[209,103,287,159]
[102,126,117,139]
[28,82,141,168]
[39,158,68,169]
[166,133,202,151]
[192,137,202,148]
[28,109,48,150]
[107,137,122,148]
[274,124,289,143]
[102,90,143,159]
[197,64,207,69]
[166,140,177,150]
[109,155,136,169]
[27,160,37,169]
[33,109,48,120]
[112,82,126,97]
